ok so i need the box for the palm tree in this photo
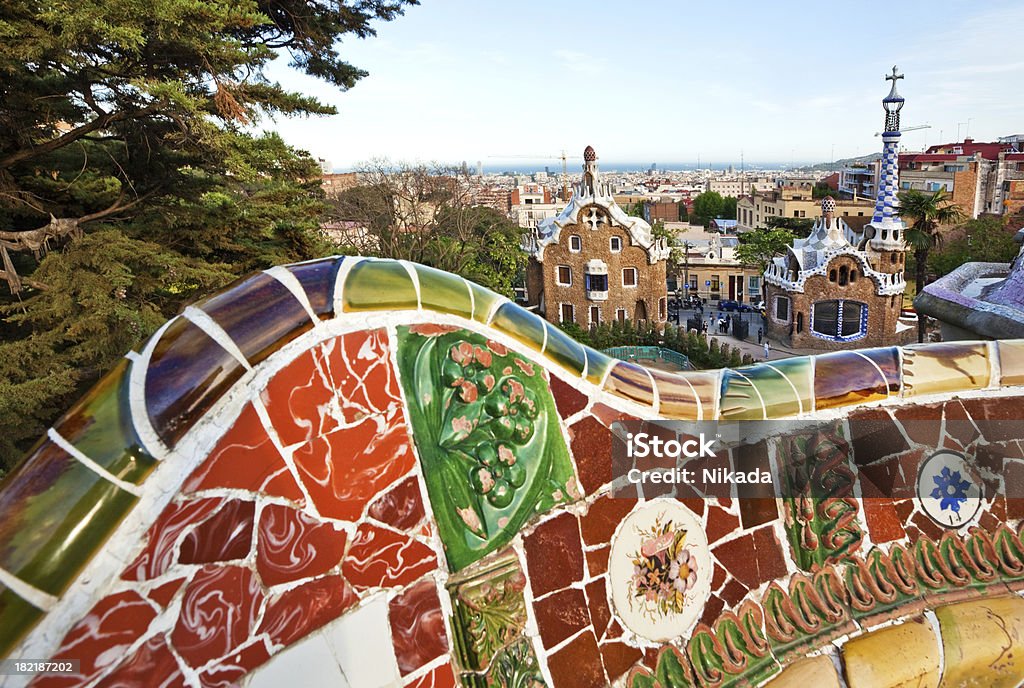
[897,189,966,342]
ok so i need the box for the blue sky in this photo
[260,1,1024,170]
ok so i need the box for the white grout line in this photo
[48,428,143,497]
[331,256,360,316]
[851,350,892,398]
[264,266,318,322]
[397,259,422,310]
[0,566,57,612]
[182,306,252,371]
[762,362,804,416]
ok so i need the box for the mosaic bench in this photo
[1,257,1023,688]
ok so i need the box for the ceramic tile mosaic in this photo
[5,256,1024,688]
[395,326,577,571]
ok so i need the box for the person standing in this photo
[763,339,770,360]
[757,327,763,344]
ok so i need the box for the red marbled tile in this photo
[182,404,303,501]
[341,523,437,591]
[368,476,426,531]
[170,565,263,668]
[550,375,588,418]
[861,479,906,543]
[195,639,270,688]
[892,403,943,448]
[586,546,609,577]
[705,506,740,545]
[569,416,613,495]
[601,642,644,683]
[585,579,612,639]
[261,345,339,447]
[257,575,358,647]
[721,579,749,607]
[256,504,346,586]
[389,578,449,676]
[177,500,255,565]
[711,565,727,592]
[523,512,584,597]
[121,498,223,581]
[148,579,186,608]
[580,495,636,547]
[848,408,910,466]
[534,587,591,649]
[547,631,607,688]
[93,635,185,688]
[405,663,457,688]
[752,526,788,585]
[292,414,415,522]
[942,400,980,447]
[30,591,157,688]
[712,534,757,588]
[328,329,403,424]
[590,403,637,428]
[699,594,727,627]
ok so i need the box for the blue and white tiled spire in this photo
[869,66,907,250]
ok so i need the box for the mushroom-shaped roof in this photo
[583,145,597,161]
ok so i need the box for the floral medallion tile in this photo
[396,326,577,571]
[916,450,982,529]
[608,501,711,642]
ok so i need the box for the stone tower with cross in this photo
[524,146,671,329]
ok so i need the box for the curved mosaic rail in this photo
[1,256,1023,687]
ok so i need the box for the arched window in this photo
[838,266,848,286]
[829,270,837,282]
[891,253,898,263]
[812,300,866,340]
[850,269,858,283]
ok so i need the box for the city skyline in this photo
[260,0,1024,171]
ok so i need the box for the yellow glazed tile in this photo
[766,655,841,688]
[842,616,940,688]
[901,342,990,399]
[936,595,1024,688]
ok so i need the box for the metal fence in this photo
[601,346,692,370]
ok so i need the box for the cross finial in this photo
[886,65,903,83]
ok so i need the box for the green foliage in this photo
[812,182,835,199]
[0,0,416,469]
[691,191,724,227]
[896,188,966,342]
[928,216,1020,277]
[719,196,738,220]
[328,164,527,298]
[736,227,796,273]
[766,216,815,237]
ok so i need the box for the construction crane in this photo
[488,150,581,201]
[874,124,931,137]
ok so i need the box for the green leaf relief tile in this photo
[341,259,418,312]
[397,327,576,571]
[490,303,546,352]
[53,359,157,484]
[448,552,528,673]
[0,441,137,595]
[415,264,473,318]
[0,585,43,657]
[542,322,586,376]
